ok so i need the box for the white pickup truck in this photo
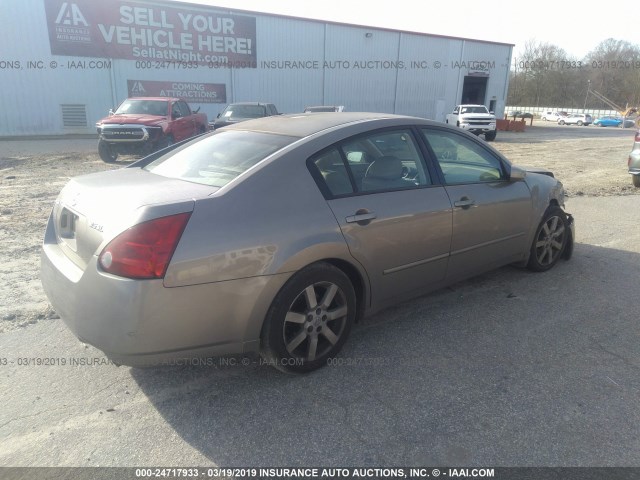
[445,104,497,141]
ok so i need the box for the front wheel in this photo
[98,139,118,163]
[527,206,569,272]
[261,263,356,373]
[484,131,497,142]
[558,120,565,125]
[577,120,584,126]
[632,175,640,188]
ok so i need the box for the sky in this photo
[174,0,640,60]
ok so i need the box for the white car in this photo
[540,111,568,122]
[558,114,592,126]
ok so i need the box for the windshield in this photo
[222,104,267,119]
[115,99,168,116]
[144,130,297,187]
[460,106,489,114]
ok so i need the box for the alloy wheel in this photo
[283,281,348,362]
[534,215,566,266]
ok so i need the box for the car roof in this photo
[226,102,272,106]
[221,112,429,137]
[124,97,174,102]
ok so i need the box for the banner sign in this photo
[45,0,257,66]
[127,80,227,103]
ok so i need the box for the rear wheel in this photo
[527,206,568,272]
[559,120,565,125]
[577,120,584,126]
[98,139,118,163]
[261,263,356,373]
[632,175,640,188]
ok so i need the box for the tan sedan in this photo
[41,113,574,373]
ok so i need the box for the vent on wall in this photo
[61,104,87,127]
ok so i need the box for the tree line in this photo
[507,38,640,111]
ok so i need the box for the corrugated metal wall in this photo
[232,16,325,112]
[0,0,512,136]
[1,0,115,135]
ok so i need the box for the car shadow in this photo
[130,242,640,466]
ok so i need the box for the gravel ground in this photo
[0,151,118,331]
[0,125,636,332]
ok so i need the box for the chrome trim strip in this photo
[383,232,526,275]
[450,232,525,257]
[383,252,450,275]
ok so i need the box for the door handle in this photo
[346,211,377,224]
[454,197,476,209]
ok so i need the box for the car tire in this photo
[541,117,547,121]
[633,175,640,188]
[577,120,583,126]
[527,206,569,272]
[484,131,497,142]
[98,139,118,163]
[260,262,356,373]
[559,120,565,125]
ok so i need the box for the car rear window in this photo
[144,130,297,187]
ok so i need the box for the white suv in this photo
[558,114,592,126]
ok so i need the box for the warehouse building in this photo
[0,0,513,136]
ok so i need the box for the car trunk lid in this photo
[52,168,217,271]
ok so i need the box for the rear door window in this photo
[309,129,432,197]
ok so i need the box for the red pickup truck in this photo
[96,97,208,163]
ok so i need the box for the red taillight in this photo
[99,212,191,279]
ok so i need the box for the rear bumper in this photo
[40,238,290,367]
[628,156,640,174]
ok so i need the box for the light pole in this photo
[583,80,591,112]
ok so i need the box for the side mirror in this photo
[509,165,527,181]
[490,111,495,115]
[108,109,115,116]
[172,111,180,119]
[194,107,200,113]
[216,113,221,118]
